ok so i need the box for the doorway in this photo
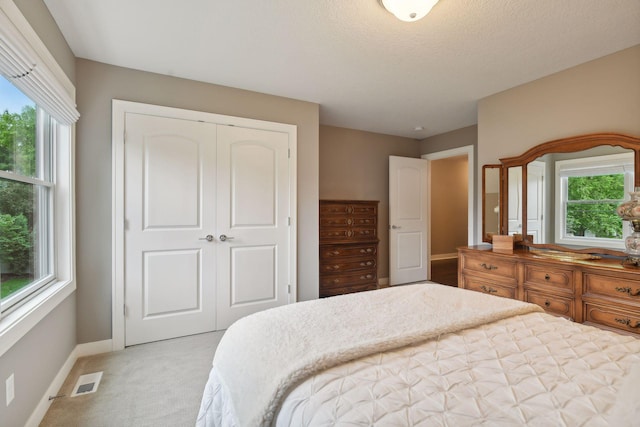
[422,146,474,286]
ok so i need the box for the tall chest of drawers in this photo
[319,200,379,297]
[458,246,640,336]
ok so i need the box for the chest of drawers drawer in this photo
[320,203,377,216]
[320,257,377,274]
[320,270,377,289]
[320,244,377,260]
[319,227,377,243]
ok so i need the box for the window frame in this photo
[554,153,634,249]
[0,105,57,313]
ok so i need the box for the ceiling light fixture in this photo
[380,0,439,22]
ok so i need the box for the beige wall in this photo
[75,59,320,343]
[420,125,477,155]
[478,45,640,165]
[319,125,420,279]
[0,2,76,426]
[430,156,469,256]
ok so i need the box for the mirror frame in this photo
[498,133,640,256]
[482,164,502,242]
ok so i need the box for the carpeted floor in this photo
[40,331,224,427]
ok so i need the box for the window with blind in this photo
[555,153,634,249]
[0,0,78,354]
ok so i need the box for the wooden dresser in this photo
[319,200,379,297]
[458,246,640,336]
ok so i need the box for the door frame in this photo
[422,146,474,277]
[111,100,297,351]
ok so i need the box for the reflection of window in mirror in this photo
[555,152,634,249]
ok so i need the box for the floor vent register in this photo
[70,372,103,397]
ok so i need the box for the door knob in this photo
[390,225,401,229]
[199,235,214,242]
[219,234,235,242]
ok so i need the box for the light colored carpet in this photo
[40,331,224,427]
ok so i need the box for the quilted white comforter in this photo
[197,285,640,426]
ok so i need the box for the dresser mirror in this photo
[482,165,501,242]
[497,133,640,255]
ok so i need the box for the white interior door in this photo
[124,113,217,346]
[508,166,523,235]
[389,156,429,285]
[527,161,545,243]
[215,125,291,329]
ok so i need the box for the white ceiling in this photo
[44,0,640,139]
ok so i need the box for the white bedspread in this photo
[196,283,543,427]
[277,312,640,426]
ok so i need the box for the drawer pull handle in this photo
[544,300,551,307]
[480,263,498,271]
[480,285,498,294]
[615,287,640,297]
[544,274,550,281]
[614,318,640,328]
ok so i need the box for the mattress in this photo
[196,285,640,426]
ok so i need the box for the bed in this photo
[196,283,640,426]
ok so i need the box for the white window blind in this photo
[0,0,79,125]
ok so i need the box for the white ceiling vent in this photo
[70,372,103,397]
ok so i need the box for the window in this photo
[1,0,79,357]
[555,153,634,249]
[0,76,55,313]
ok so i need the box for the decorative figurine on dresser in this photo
[467,133,640,336]
[319,200,379,297]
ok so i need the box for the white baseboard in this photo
[25,339,113,427]
[75,339,113,358]
[431,253,458,261]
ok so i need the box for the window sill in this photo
[0,279,75,358]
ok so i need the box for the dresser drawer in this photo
[461,277,516,299]
[460,253,517,280]
[583,273,640,301]
[524,264,573,291]
[525,290,573,318]
[320,244,377,260]
[320,257,376,273]
[584,303,640,334]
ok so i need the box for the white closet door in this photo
[124,113,217,346]
[215,125,291,330]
